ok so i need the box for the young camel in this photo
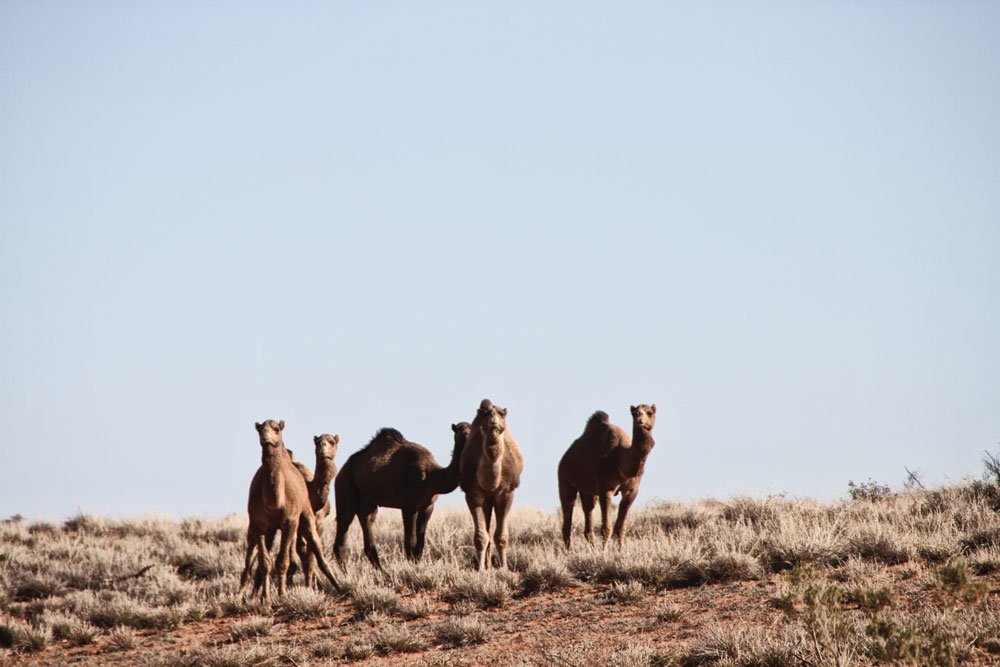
[250,435,339,590]
[332,423,470,569]
[292,434,339,588]
[557,404,657,548]
[459,399,524,570]
[238,419,341,600]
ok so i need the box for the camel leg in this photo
[358,506,382,570]
[301,514,342,592]
[466,496,490,571]
[296,528,314,588]
[559,480,577,549]
[332,510,355,566]
[612,488,638,545]
[308,521,325,587]
[256,531,275,601]
[275,518,299,597]
[293,517,320,587]
[239,522,263,595]
[402,509,418,561]
[252,527,278,595]
[580,494,597,545]
[332,476,357,566]
[414,504,433,561]
[287,533,304,588]
[251,528,277,597]
[483,497,496,569]
[492,493,515,570]
[598,494,613,546]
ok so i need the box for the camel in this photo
[459,399,524,570]
[332,422,471,568]
[249,435,339,590]
[557,404,657,548]
[238,419,341,600]
[292,434,339,588]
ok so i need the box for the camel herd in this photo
[240,398,656,600]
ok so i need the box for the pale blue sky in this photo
[2,2,998,519]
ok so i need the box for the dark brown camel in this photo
[459,399,524,570]
[557,404,657,548]
[332,423,470,568]
[238,419,341,600]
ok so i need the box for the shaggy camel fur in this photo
[557,404,657,548]
[332,423,470,568]
[459,399,524,570]
[238,420,341,600]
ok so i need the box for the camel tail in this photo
[303,516,342,592]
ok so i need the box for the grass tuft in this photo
[349,583,405,619]
[604,581,646,604]
[519,562,579,596]
[442,575,511,609]
[277,587,332,619]
[373,622,426,654]
[0,619,51,652]
[434,616,489,647]
[106,625,139,651]
[228,615,271,641]
[344,637,375,661]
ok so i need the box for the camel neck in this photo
[429,438,465,494]
[312,456,336,501]
[262,444,288,469]
[621,426,654,477]
[483,430,505,460]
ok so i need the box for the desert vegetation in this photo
[2,460,1000,665]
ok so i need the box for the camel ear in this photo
[499,407,508,417]
[278,420,285,431]
[314,435,321,445]
[255,422,263,433]
[630,405,638,415]
[651,404,657,414]
[451,423,459,432]
[332,434,340,445]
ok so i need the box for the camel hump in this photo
[586,411,611,429]
[292,460,315,483]
[373,427,406,444]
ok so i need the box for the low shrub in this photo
[434,616,488,647]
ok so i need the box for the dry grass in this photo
[2,480,1000,664]
[227,615,272,641]
[433,615,488,647]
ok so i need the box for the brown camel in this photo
[238,419,341,600]
[291,434,339,588]
[251,436,339,590]
[459,399,524,570]
[332,423,471,568]
[557,404,657,548]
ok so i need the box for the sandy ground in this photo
[9,566,999,666]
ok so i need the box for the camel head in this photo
[630,404,656,432]
[451,421,472,444]
[451,421,472,453]
[476,400,508,436]
[255,419,286,456]
[313,433,339,462]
